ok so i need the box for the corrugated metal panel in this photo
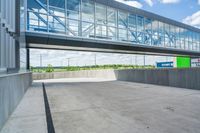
[0,0,17,69]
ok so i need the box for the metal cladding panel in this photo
[26,32,200,57]
[0,0,18,70]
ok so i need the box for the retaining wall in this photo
[115,68,200,90]
[33,68,200,90]
[33,69,116,80]
[0,72,32,130]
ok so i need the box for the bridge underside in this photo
[26,32,200,57]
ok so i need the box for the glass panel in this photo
[95,3,107,39]
[96,25,107,39]
[158,21,164,47]
[49,0,65,33]
[67,19,79,36]
[188,31,193,50]
[67,0,80,20]
[152,20,159,46]
[164,23,170,47]
[118,11,127,29]
[174,27,180,49]
[67,0,80,12]
[49,15,65,34]
[28,12,48,32]
[82,0,94,23]
[28,0,47,14]
[128,14,136,31]
[82,22,94,38]
[108,27,117,40]
[169,25,176,48]
[81,0,94,38]
[95,3,106,25]
[128,14,137,43]
[118,28,127,41]
[184,29,189,50]
[107,7,117,27]
[137,16,144,44]
[179,28,185,49]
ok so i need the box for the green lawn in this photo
[31,64,155,73]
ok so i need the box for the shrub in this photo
[45,64,54,73]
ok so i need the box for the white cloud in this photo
[145,0,154,6]
[183,10,200,28]
[115,0,143,8]
[159,0,180,4]
[198,0,200,5]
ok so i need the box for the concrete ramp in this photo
[1,78,200,133]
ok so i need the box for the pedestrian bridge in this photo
[23,0,200,56]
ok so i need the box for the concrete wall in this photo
[33,69,117,80]
[0,72,32,130]
[115,68,200,90]
[33,68,200,90]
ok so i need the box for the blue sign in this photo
[156,62,174,68]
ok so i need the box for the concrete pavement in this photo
[1,78,200,133]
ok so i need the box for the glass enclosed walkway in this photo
[22,0,200,53]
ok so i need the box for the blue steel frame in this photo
[23,0,200,52]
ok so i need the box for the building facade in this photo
[0,0,27,73]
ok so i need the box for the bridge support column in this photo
[26,49,30,70]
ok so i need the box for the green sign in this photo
[176,57,191,68]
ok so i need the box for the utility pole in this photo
[94,53,97,66]
[66,58,70,67]
[135,55,137,65]
[144,55,146,67]
[40,54,42,67]
[130,55,133,65]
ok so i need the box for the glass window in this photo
[184,30,189,50]
[118,11,127,29]
[49,0,65,34]
[49,15,65,34]
[152,20,159,46]
[95,3,107,39]
[118,28,127,41]
[67,0,80,12]
[28,0,47,14]
[188,31,193,50]
[179,28,185,49]
[27,0,48,32]
[95,3,106,25]
[128,14,137,43]
[158,21,165,46]
[128,14,136,31]
[164,23,170,47]
[108,27,117,40]
[67,0,80,20]
[169,25,176,48]
[82,21,94,38]
[107,7,117,40]
[107,7,117,27]
[66,19,79,36]
[137,16,144,32]
[82,0,94,23]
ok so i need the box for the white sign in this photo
[191,58,200,67]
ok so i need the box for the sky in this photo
[30,0,200,67]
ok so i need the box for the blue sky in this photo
[30,0,200,67]
[115,0,200,27]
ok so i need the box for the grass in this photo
[31,64,155,73]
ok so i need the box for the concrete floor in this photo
[1,78,200,133]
